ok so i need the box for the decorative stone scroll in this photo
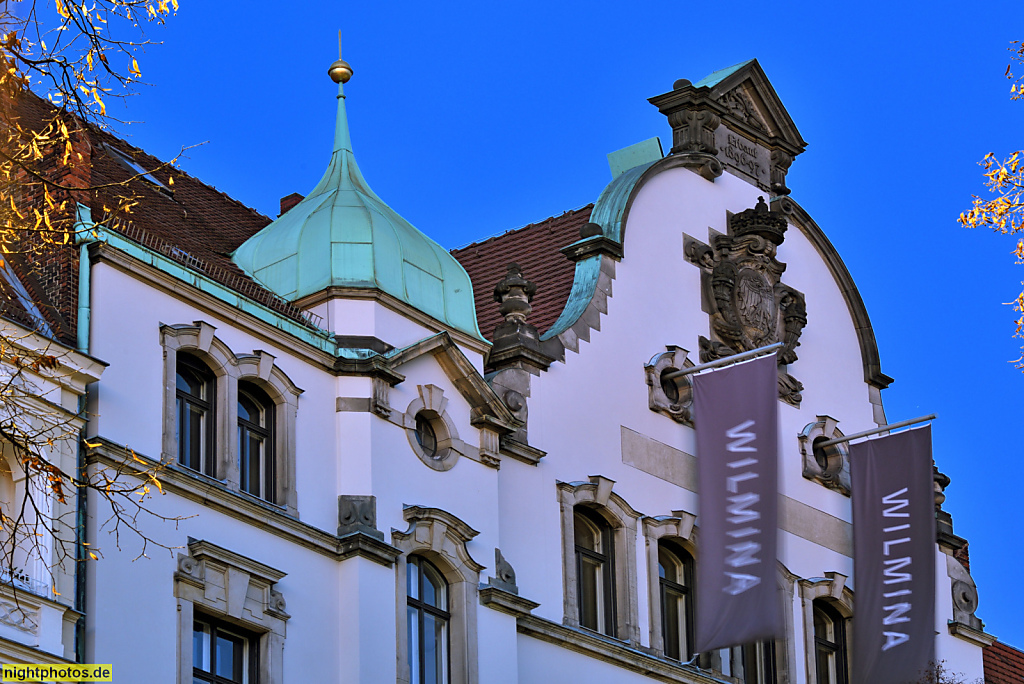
[644,346,694,425]
[684,198,807,406]
[798,416,851,496]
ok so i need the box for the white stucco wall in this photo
[76,158,989,683]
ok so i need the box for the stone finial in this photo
[493,263,537,324]
[486,264,554,374]
[933,465,964,554]
[934,465,951,512]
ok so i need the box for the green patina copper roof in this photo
[232,77,483,341]
[692,59,755,89]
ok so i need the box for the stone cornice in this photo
[948,621,997,648]
[0,319,106,394]
[478,586,539,617]
[89,242,339,369]
[388,333,520,433]
[516,614,724,684]
[498,437,546,465]
[7,392,86,431]
[0,578,75,613]
[186,539,287,583]
[0,634,76,665]
[86,437,401,567]
[401,505,480,544]
[560,235,624,262]
[89,243,435,389]
[335,531,403,566]
[294,286,491,355]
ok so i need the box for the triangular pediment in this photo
[699,59,806,152]
[648,59,808,193]
[387,332,519,431]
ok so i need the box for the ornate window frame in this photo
[645,515,795,682]
[642,511,697,658]
[556,476,641,646]
[392,505,485,684]
[161,322,301,513]
[403,385,464,472]
[173,539,290,684]
[799,572,853,684]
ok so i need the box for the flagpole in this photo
[662,342,783,381]
[816,414,937,449]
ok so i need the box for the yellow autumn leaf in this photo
[130,58,141,77]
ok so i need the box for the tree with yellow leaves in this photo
[0,0,183,607]
[960,41,1024,367]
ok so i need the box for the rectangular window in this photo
[193,617,257,684]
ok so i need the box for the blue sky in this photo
[91,1,1024,651]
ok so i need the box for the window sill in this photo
[168,462,227,488]
[237,488,288,514]
[87,436,401,567]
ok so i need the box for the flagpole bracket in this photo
[816,414,937,449]
[662,342,783,380]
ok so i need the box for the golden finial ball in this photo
[328,59,353,84]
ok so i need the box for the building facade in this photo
[0,57,1007,683]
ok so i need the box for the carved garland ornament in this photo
[686,197,807,406]
[717,89,767,132]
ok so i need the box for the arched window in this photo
[658,541,694,661]
[237,382,275,502]
[813,600,848,684]
[574,506,616,635]
[407,555,450,684]
[176,354,215,476]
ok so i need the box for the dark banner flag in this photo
[851,426,936,684]
[693,353,780,653]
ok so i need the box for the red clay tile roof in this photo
[985,641,1024,684]
[955,541,971,573]
[10,92,322,336]
[452,205,593,341]
[12,90,594,346]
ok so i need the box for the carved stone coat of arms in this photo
[685,197,807,406]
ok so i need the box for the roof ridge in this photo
[451,203,594,253]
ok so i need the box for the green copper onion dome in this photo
[232,56,483,341]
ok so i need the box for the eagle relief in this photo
[686,197,807,406]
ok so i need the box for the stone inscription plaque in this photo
[715,126,770,189]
